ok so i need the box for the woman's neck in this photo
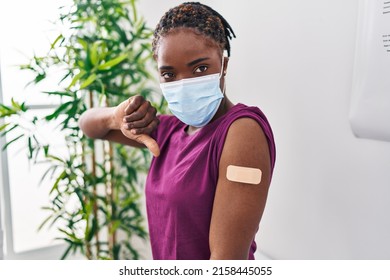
[186,97,234,135]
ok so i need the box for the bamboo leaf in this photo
[60,243,74,260]
[2,134,24,151]
[38,214,54,231]
[46,154,65,163]
[59,71,72,85]
[42,91,73,97]
[33,73,46,84]
[130,0,137,22]
[67,70,86,89]
[90,41,100,66]
[74,188,86,214]
[58,228,73,238]
[86,217,98,242]
[11,98,19,110]
[0,123,10,132]
[97,54,128,70]
[27,136,33,159]
[80,73,97,89]
[97,79,105,96]
[0,104,17,117]
[77,38,88,50]
[43,145,49,156]
[45,101,73,121]
[51,34,64,49]
[39,164,57,185]
[50,170,67,194]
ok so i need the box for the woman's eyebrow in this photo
[158,57,210,70]
[187,57,210,67]
[159,65,174,70]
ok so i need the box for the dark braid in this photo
[152,2,236,57]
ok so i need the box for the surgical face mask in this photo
[160,60,225,128]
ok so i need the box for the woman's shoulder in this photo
[219,103,273,132]
[215,103,276,174]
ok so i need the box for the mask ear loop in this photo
[220,55,227,94]
[219,55,225,78]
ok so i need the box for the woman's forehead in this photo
[156,29,221,63]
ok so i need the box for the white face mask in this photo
[160,58,225,127]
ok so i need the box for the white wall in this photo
[140,0,390,259]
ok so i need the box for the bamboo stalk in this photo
[109,141,116,257]
[89,90,100,259]
[80,93,92,259]
[105,98,116,259]
[81,139,92,259]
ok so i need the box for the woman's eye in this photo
[194,65,208,73]
[161,72,174,79]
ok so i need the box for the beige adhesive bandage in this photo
[226,165,262,185]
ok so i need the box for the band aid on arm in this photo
[226,165,262,185]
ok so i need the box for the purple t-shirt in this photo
[145,103,276,260]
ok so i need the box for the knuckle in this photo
[130,95,142,107]
[132,111,142,119]
[139,119,147,127]
[134,95,144,102]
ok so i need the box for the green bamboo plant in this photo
[0,0,166,259]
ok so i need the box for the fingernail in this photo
[131,129,137,134]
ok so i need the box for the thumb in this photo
[136,134,161,157]
[121,129,160,157]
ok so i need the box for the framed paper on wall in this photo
[349,0,390,141]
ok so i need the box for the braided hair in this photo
[152,2,236,58]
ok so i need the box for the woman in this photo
[79,2,276,260]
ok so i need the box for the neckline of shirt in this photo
[179,103,244,137]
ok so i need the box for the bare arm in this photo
[209,118,271,259]
[78,96,160,156]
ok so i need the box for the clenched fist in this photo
[113,95,160,157]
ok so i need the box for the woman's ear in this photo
[223,56,229,76]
